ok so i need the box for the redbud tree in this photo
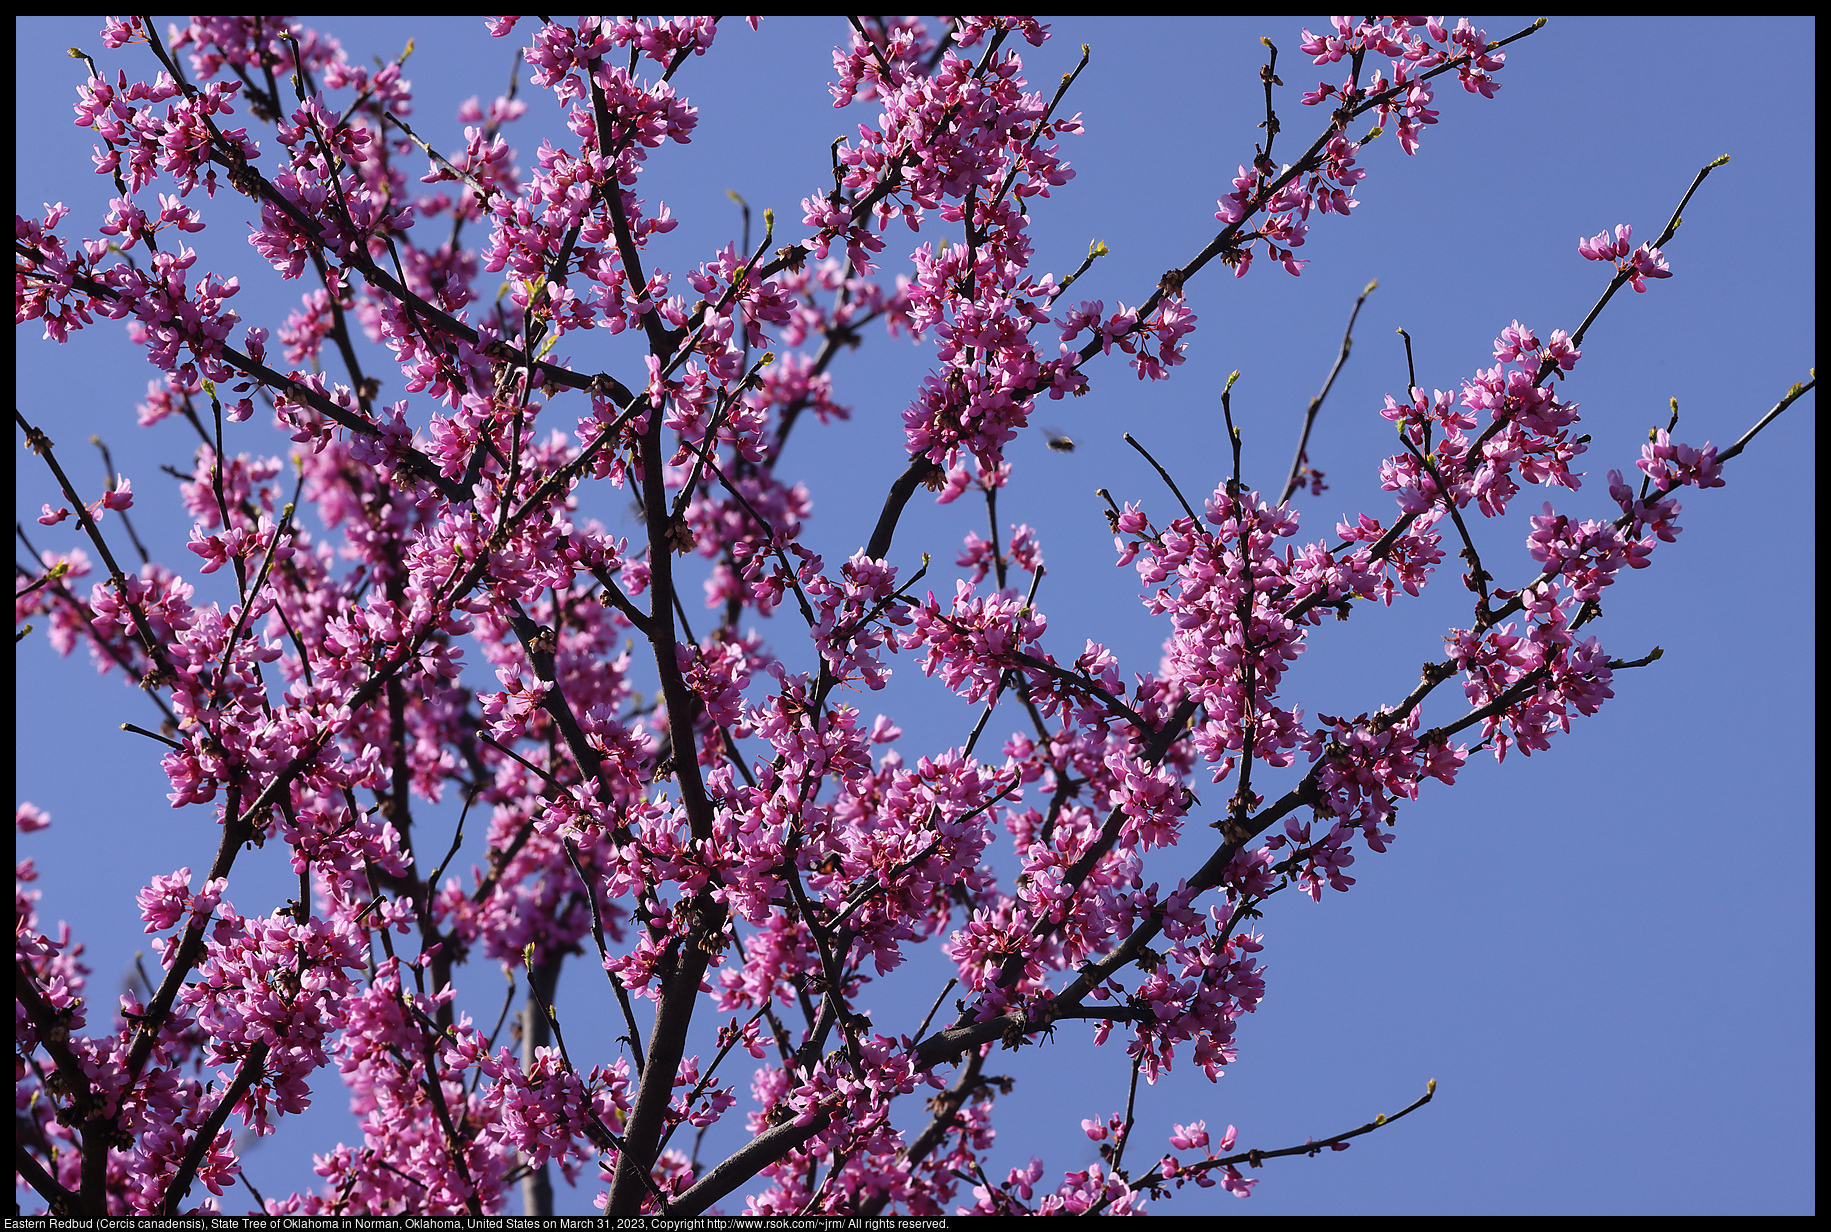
[15,15,1815,1217]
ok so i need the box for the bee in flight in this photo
[1041,426,1076,453]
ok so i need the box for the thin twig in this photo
[1123,433,1199,523]
[1280,280,1375,505]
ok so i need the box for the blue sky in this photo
[15,16,1814,1215]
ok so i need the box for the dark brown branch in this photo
[664,1110,834,1217]
[160,1042,271,1214]
[866,457,945,563]
[1088,1080,1439,1214]
[1280,280,1375,505]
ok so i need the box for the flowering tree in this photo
[15,15,1815,1217]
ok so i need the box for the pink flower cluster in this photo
[1578,223,1672,292]
[1210,18,1510,279]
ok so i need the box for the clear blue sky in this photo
[16,16,1814,1215]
